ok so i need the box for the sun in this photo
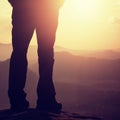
[71,0,99,19]
[60,0,103,23]
[79,0,97,15]
[59,0,104,26]
[56,0,110,50]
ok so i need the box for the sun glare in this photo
[77,0,97,15]
[1,0,118,50]
[72,0,99,19]
[56,0,112,50]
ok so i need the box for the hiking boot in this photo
[10,100,29,113]
[36,101,62,113]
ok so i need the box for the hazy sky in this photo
[0,0,120,50]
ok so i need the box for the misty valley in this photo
[0,44,120,120]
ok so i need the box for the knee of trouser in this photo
[11,49,27,61]
[38,48,54,59]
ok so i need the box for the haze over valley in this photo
[0,44,120,120]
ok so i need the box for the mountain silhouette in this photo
[1,43,120,61]
[0,60,38,109]
[0,44,120,120]
[0,59,120,120]
[30,51,120,83]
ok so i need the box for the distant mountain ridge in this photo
[55,52,120,83]
[1,43,120,82]
[0,60,38,109]
[1,43,120,61]
[0,49,120,120]
[27,51,120,86]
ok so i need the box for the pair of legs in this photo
[8,3,61,112]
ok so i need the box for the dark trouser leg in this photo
[37,47,55,103]
[36,6,59,104]
[8,6,34,108]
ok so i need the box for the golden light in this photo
[56,0,113,50]
[72,0,98,19]
[1,0,119,50]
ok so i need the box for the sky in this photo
[0,0,120,50]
